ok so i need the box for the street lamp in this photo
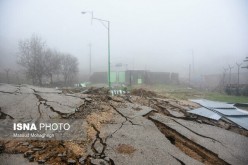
[81,11,111,88]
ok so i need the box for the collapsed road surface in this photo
[0,83,248,165]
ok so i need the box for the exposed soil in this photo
[116,144,136,155]
[147,116,229,165]
[0,87,116,165]
[131,91,248,137]
[1,87,247,165]
[131,88,157,98]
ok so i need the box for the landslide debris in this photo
[131,88,157,98]
[1,86,248,165]
[0,86,116,165]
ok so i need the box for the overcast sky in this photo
[0,0,248,77]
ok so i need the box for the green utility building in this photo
[90,70,179,85]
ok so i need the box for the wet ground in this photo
[0,83,248,165]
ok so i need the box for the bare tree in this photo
[4,68,10,84]
[61,54,79,85]
[228,65,234,85]
[17,34,46,86]
[14,71,20,84]
[222,68,228,86]
[236,63,242,84]
[44,49,62,84]
[17,34,79,86]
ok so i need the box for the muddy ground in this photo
[0,83,248,165]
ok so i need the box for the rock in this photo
[0,144,4,153]
[37,159,46,164]
[67,159,76,165]
[28,155,34,162]
[85,98,92,102]
[22,142,29,146]
[32,147,42,151]
[23,151,33,158]
[62,114,68,118]
[91,158,108,165]
[28,144,34,149]
[78,157,85,164]
[58,153,63,157]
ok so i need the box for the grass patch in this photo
[130,84,248,103]
[204,92,248,103]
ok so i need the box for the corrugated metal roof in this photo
[226,116,248,130]
[213,108,248,116]
[188,107,222,120]
[191,99,234,109]
[190,99,248,130]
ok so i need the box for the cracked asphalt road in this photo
[0,83,248,165]
[0,84,83,119]
[101,104,202,165]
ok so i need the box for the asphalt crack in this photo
[0,86,21,95]
[105,120,127,141]
[109,103,140,126]
[147,116,230,165]
[84,124,115,165]
[170,118,223,143]
[0,91,15,94]
[31,88,67,118]
[169,154,186,165]
[0,107,14,119]
[46,100,75,108]
[151,103,231,148]
[37,102,42,119]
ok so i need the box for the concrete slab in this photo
[150,113,248,165]
[0,84,84,119]
[167,109,185,117]
[29,86,61,93]
[0,93,40,119]
[115,103,154,118]
[0,84,19,93]
[188,107,222,120]
[101,104,202,165]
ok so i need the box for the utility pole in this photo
[107,21,111,88]
[223,68,228,86]
[82,11,111,88]
[236,62,242,95]
[228,65,234,86]
[4,68,10,84]
[189,64,191,86]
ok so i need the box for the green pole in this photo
[108,21,111,88]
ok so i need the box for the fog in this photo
[1,0,248,78]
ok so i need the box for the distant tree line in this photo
[221,56,248,96]
[17,34,78,86]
